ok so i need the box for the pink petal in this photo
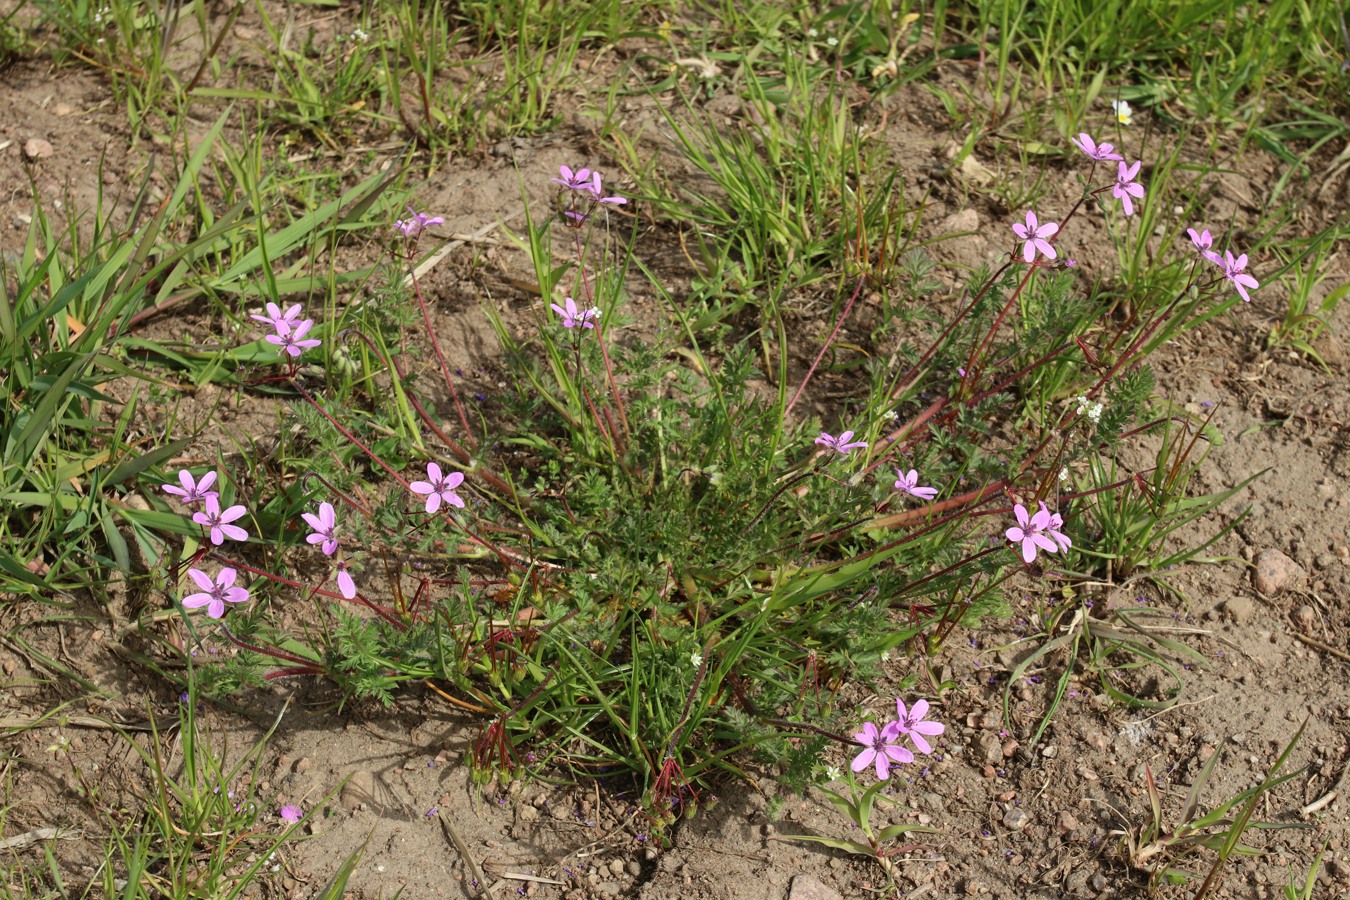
[851,748,876,773]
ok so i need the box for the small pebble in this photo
[23,138,54,160]
[1252,549,1304,597]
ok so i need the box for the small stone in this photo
[1002,808,1030,831]
[609,859,625,876]
[293,757,311,774]
[1056,811,1078,835]
[1090,872,1107,892]
[1293,605,1317,633]
[940,208,981,233]
[595,882,622,897]
[54,103,75,116]
[23,138,54,160]
[974,731,1002,764]
[1252,549,1305,597]
[625,860,641,877]
[788,874,843,900]
[1001,738,1019,758]
[1084,732,1109,752]
[517,804,538,822]
[1224,595,1255,624]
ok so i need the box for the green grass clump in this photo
[120,134,1266,827]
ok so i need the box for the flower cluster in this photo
[253,301,322,359]
[851,699,945,780]
[551,296,600,329]
[551,166,627,206]
[551,165,626,227]
[163,469,249,546]
[301,501,357,599]
[394,206,444,239]
[1188,228,1259,302]
[1063,135,1259,302]
[163,469,253,618]
[815,430,867,456]
[1076,394,1104,424]
[1006,501,1072,565]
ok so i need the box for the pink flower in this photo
[279,804,302,825]
[1006,502,1057,564]
[1111,160,1145,217]
[893,468,938,501]
[394,207,444,238]
[249,302,303,332]
[162,469,218,506]
[551,165,598,192]
[552,166,626,205]
[182,567,250,619]
[335,559,357,600]
[815,430,868,455]
[1070,133,1123,162]
[1218,250,1259,302]
[410,462,465,514]
[301,502,340,556]
[265,318,322,358]
[893,698,945,755]
[192,496,249,545]
[1037,501,1073,553]
[851,721,913,780]
[1011,211,1058,263]
[550,297,600,329]
[1187,228,1223,267]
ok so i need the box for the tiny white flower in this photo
[824,765,843,782]
[690,651,703,669]
[1088,402,1104,423]
[883,409,899,421]
[880,650,891,662]
[1059,467,1069,483]
[351,26,369,42]
[807,27,819,37]
[1112,100,1133,126]
[826,36,839,47]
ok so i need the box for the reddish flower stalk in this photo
[785,276,867,420]
[567,226,630,451]
[404,253,477,452]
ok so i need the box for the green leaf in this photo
[778,834,876,858]
[4,351,96,468]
